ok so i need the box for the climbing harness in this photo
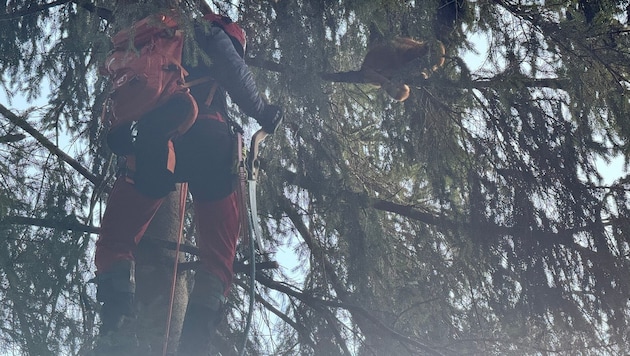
[147,123,268,355]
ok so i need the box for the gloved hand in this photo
[258,104,283,134]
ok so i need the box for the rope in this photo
[162,182,189,356]
[235,131,257,356]
[239,221,256,356]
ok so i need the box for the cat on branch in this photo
[321,37,446,102]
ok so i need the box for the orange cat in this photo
[322,37,445,101]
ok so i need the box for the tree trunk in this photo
[132,184,190,355]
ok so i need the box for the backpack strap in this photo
[182,76,219,108]
[182,76,212,88]
[204,81,219,107]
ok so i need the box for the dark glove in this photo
[258,104,283,134]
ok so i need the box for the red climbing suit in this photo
[95,14,281,295]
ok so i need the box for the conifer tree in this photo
[1,0,630,355]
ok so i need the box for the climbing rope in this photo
[162,182,189,356]
[239,220,257,356]
[235,130,255,356]
[239,129,268,356]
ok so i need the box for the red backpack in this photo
[100,12,198,137]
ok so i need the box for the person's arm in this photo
[199,25,282,133]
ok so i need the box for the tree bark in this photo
[131,184,190,355]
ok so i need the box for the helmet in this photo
[203,13,246,57]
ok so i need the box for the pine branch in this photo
[233,278,305,334]
[0,215,98,234]
[471,77,571,90]
[435,76,572,91]
[0,103,102,186]
[0,1,113,23]
[0,0,73,20]
[0,133,26,143]
[278,195,349,298]
[245,56,287,73]
[278,198,352,353]
[73,0,114,22]
[138,237,278,273]
[371,199,604,261]
[277,195,444,355]
[177,259,279,273]
[254,272,444,356]
[320,305,354,356]
[0,254,39,353]
[280,167,606,261]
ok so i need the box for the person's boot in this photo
[95,259,136,335]
[178,271,225,356]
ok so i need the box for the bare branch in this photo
[0,103,102,186]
